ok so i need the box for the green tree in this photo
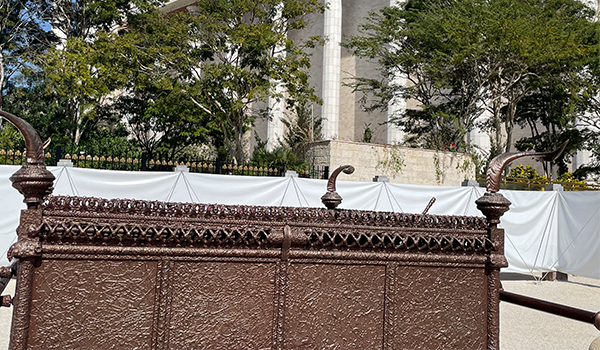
[282,102,322,162]
[102,89,214,159]
[0,123,23,150]
[343,3,488,152]
[251,139,307,172]
[511,0,599,175]
[36,0,165,147]
[106,0,324,164]
[87,7,218,159]
[3,70,71,147]
[344,0,599,163]
[186,0,323,164]
[0,0,55,107]
[0,1,166,155]
[41,37,116,145]
[3,67,139,158]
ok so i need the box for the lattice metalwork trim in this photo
[43,196,488,232]
[37,218,492,254]
[39,222,273,248]
[305,231,494,253]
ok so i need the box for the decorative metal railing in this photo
[0,146,330,179]
[0,149,52,166]
[476,174,599,191]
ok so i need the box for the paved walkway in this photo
[0,279,14,350]
[501,274,600,350]
[1,274,599,349]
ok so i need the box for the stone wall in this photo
[309,140,476,186]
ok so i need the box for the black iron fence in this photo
[475,175,600,191]
[0,149,35,166]
[0,146,330,180]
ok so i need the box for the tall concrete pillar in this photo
[467,127,491,154]
[386,72,406,144]
[266,3,286,151]
[322,0,342,140]
[386,0,406,145]
[467,109,492,155]
[572,150,592,173]
[267,84,286,151]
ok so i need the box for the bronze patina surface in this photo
[6,193,500,350]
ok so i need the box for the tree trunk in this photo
[234,123,244,165]
[0,51,5,109]
[221,120,236,164]
[491,101,502,158]
[73,99,82,146]
[504,99,519,154]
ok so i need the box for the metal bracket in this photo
[321,165,355,209]
[1,295,12,308]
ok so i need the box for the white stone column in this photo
[572,151,591,172]
[386,73,406,144]
[572,114,595,174]
[321,0,342,140]
[266,3,286,151]
[467,127,492,154]
[467,109,492,155]
[267,84,286,151]
[386,0,405,144]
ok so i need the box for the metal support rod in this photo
[421,197,436,215]
[500,290,600,330]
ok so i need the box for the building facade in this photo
[257,0,408,149]
[165,0,597,176]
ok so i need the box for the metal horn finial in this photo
[321,165,355,209]
[0,110,55,208]
[0,110,46,164]
[485,141,568,193]
[476,141,568,226]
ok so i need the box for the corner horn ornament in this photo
[321,165,355,209]
[476,141,568,225]
[486,141,568,193]
[0,110,55,209]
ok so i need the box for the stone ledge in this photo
[309,140,475,186]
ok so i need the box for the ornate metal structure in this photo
[8,195,501,350]
[0,110,597,350]
[474,141,599,335]
[320,164,354,209]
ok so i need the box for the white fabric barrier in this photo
[0,165,598,278]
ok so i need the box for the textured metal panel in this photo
[168,262,276,350]
[151,259,173,350]
[392,266,488,350]
[28,259,157,350]
[285,264,385,350]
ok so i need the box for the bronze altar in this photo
[0,110,598,350]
